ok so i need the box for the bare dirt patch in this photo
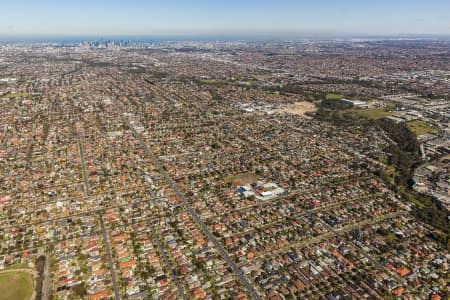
[224,172,259,185]
[276,101,317,116]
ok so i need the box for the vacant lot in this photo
[407,120,437,135]
[276,101,317,116]
[0,272,33,300]
[224,172,259,185]
[352,108,392,120]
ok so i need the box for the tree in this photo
[72,283,87,297]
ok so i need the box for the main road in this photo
[115,103,262,300]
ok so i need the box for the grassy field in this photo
[2,263,30,271]
[0,272,33,300]
[351,108,392,120]
[325,93,344,100]
[406,120,437,135]
[3,92,31,98]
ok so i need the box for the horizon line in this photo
[1,32,450,43]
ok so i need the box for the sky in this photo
[0,0,449,38]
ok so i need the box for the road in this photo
[231,193,382,239]
[144,184,188,299]
[321,210,409,287]
[0,191,165,231]
[74,122,90,197]
[74,115,121,299]
[98,212,121,300]
[116,104,261,300]
[249,210,407,262]
[147,218,188,300]
[214,175,375,217]
[41,253,51,300]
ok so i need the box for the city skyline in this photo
[1,0,450,38]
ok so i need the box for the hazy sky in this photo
[1,0,449,37]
